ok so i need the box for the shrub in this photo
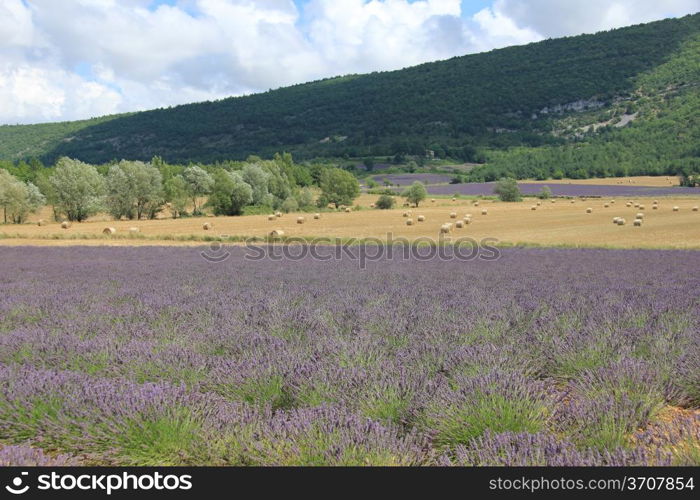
[493,177,521,202]
[375,194,395,209]
[281,197,299,213]
[537,186,552,199]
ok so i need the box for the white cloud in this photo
[0,0,698,124]
[491,0,700,38]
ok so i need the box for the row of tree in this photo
[0,154,363,223]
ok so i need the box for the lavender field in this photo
[428,182,700,197]
[0,246,698,466]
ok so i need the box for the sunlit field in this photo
[3,194,699,249]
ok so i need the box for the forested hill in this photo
[1,13,699,165]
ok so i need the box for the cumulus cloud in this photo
[0,0,698,124]
[490,0,700,38]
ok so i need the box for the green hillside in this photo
[0,13,699,168]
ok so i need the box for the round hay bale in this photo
[431,198,436,203]
[652,205,658,210]
[481,209,488,215]
[297,217,305,224]
[634,219,642,227]
[455,220,464,228]
[406,218,414,226]
[268,215,276,221]
[473,201,480,207]
[465,213,472,218]
[37,219,45,226]
[463,217,471,224]
[570,200,575,204]
[103,227,116,235]
[269,229,285,238]
[275,212,282,217]
[345,207,352,213]
[417,215,425,222]
[653,200,659,205]
[370,204,376,208]
[403,211,411,217]
[673,206,680,212]
[550,199,556,203]
[129,227,139,233]
[636,212,644,219]
[60,221,70,229]
[536,201,541,206]
[634,203,640,208]
[531,206,537,211]
[604,203,609,208]
[613,217,620,224]
[610,200,615,204]
[616,218,626,226]
[639,205,645,210]
[313,213,321,219]
[440,223,452,234]
[203,222,212,230]
[692,206,698,212]
[586,208,593,213]
[626,202,632,207]
[451,197,456,202]
[450,212,457,219]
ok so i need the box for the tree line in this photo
[0,154,361,224]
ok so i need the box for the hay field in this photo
[3,195,700,249]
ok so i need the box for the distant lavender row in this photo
[371,173,454,186]
[428,182,700,197]
[0,247,698,465]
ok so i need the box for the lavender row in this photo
[428,182,700,197]
[0,246,698,465]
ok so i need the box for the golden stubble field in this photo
[2,194,699,249]
[519,176,681,187]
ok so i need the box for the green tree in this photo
[241,163,272,206]
[48,157,105,222]
[209,170,253,216]
[105,161,163,220]
[0,170,45,223]
[375,194,395,209]
[164,175,189,218]
[493,177,522,202]
[105,165,134,220]
[183,166,214,215]
[295,187,315,209]
[318,168,360,208]
[403,181,427,207]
